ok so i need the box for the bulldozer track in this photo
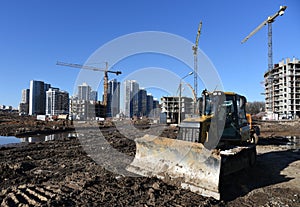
[1,184,59,206]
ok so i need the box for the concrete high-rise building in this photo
[45,87,56,115]
[107,79,120,117]
[123,80,160,118]
[124,80,131,117]
[161,96,193,124]
[69,99,88,120]
[29,80,50,115]
[124,80,139,118]
[70,99,105,120]
[90,91,98,101]
[21,89,30,104]
[264,58,300,119]
[71,83,107,120]
[78,83,91,101]
[146,94,153,115]
[138,89,147,117]
[19,89,30,115]
[152,99,161,119]
[46,88,69,116]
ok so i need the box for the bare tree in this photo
[246,101,265,115]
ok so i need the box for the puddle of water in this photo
[0,132,78,146]
[0,136,21,145]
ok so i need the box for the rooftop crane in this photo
[192,21,202,112]
[56,61,121,108]
[241,6,287,115]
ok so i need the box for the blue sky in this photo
[0,0,299,108]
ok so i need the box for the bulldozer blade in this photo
[126,134,222,200]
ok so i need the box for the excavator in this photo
[126,90,259,200]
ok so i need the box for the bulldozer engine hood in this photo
[181,115,213,124]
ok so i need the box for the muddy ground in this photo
[0,120,299,206]
[0,113,74,137]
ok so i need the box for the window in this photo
[237,97,248,126]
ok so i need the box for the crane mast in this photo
[192,21,202,112]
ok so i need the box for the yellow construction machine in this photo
[126,90,259,200]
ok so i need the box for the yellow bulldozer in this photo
[126,90,260,200]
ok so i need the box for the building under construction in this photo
[264,58,300,119]
[161,96,194,124]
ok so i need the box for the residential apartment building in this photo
[123,80,160,118]
[46,88,69,116]
[19,89,30,115]
[22,89,30,104]
[161,96,193,124]
[264,58,300,119]
[146,94,153,115]
[138,89,147,117]
[124,80,139,117]
[107,79,120,117]
[70,83,106,120]
[29,80,51,115]
[78,83,91,101]
[70,98,105,120]
[69,98,88,120]
[23,80,70,116]
[90,91,98,101]
[151,99,161,119]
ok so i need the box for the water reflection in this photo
[285,136,300,150]
[20,132,78,143]
[0,136,20,145]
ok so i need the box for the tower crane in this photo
[241,5,287,72]
[241,6,287,115]
[192,21,202,112]
[56,61,121,108]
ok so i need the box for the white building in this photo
[46,88,69,116]
[124,80,139,118]
[264,58,300,119]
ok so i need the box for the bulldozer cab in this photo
[177,90,250,146]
